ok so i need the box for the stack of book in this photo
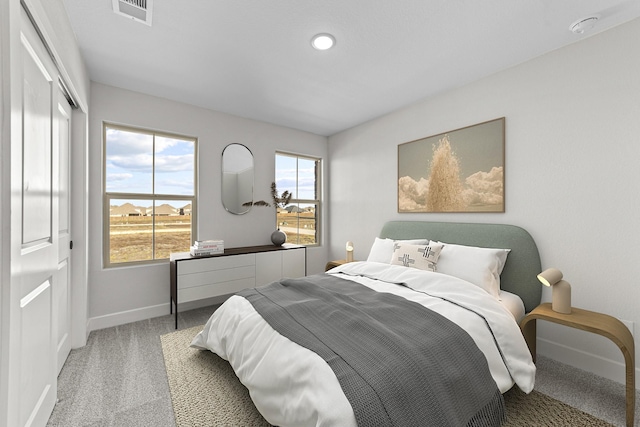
[190,239,224,256]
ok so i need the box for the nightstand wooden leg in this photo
[623,345,635,427]
[520,317,537,363]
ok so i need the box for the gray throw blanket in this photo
[238,273,505,427]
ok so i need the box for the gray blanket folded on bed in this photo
[238,273,505,427]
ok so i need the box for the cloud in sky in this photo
[155,154,195,173]
[105,128,195,195]
[398,166,503,211]
[106,173,133,182]
[105,128,152,156]
[275,158,317,199]
[108,153,153,172]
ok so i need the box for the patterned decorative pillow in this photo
[390,242,443,272]
[366,237,430,263]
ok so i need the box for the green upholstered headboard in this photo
[379,221,542,313]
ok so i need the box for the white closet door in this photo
[5,7,62,426]
[54,88,72,375]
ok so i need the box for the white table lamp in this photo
[346,241,354,262]
[537,268,572,314]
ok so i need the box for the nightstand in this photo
[520,303,635,427]
[325,259,348,271]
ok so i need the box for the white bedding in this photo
[191,261,536,427]
[498,289,526,322]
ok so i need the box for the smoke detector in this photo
[112,0,153,26]
[569,16,599,34]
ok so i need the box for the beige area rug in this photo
[161,326,613,427]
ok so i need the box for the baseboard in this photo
[537,337,640,391]
[87,303,169,333]
[87,295,230,334]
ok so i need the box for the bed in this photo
[191,221,542,426]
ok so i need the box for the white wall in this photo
[328,18,640,388]
[88,83,328,330]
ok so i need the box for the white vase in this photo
[271,228,286,246]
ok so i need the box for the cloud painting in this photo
[398,118,504,213]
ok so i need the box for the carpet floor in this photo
[47,305,638,426]
[161,325,615,427]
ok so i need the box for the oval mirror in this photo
[222,144,254,215]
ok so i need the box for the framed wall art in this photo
[398,117,505,213]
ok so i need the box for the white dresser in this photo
[169,244,306,328]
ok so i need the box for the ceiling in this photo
[61,0,640,136]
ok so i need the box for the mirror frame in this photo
[221,143,254,215]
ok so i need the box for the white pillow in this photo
[366,238,395,263]
[390,242,443,272]
[366,237,429,264]
[434,241,510,298]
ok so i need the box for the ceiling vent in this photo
[112,0,153,26]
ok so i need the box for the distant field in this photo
[109,211,317,263]
[109,215,191,263]
[277,211,317,245]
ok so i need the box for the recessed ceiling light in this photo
[569,16,599,34]
[311,33,335,50]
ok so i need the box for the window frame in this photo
[103,122,198,268]
[275,151,322,247]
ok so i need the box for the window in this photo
[104,124,197,266]
[275,152,321,245]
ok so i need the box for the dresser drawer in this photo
[176,253,255,275]
[178,277,256,303]
[177,265,255,289]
